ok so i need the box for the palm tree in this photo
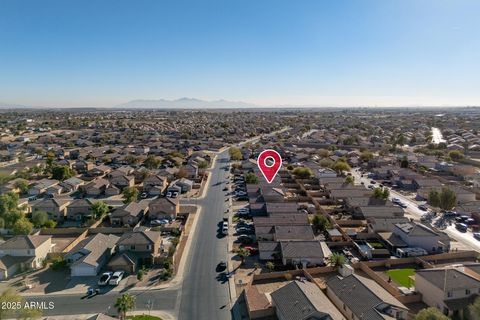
[115,293,136,320]
[237,247,250,265]
[328,253,347,269]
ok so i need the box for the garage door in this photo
[71,264,97,276]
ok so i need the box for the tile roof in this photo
[271,280,344,320]
[327,274,407,320]
[0,235,51,250]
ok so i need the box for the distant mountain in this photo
[115,98,259,109]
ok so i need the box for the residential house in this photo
[380,222,450,254]
[174,178,194,193]
[271,280,345,320]
[73,160,94,173]
[143,174,168,195]
[67,198,95,221]
[110,201,148,227]
[148,198,179,220]
[181,163,198,179]
[415,264,480,318]
[0,235,53,280]
[83,178,110,196]
[65,233,119,276]
[326,273,408,320]
[60,177,85,192]
[108,230,163,273]
[31,198,72,222]
[27,179,59,196]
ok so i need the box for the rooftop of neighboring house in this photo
[327,273,408,320]
[416,264,480,292]
[271,280,344,320]
[118,230,161,246]
[0,235,51,250]
[66,233,119,267]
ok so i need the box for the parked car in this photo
[455,223,468,232]
[140,192,148,199]
[236,235,255,244]
[109,271,125,285]
[166,192,172,198]
[418,204,428,211]
[151,219,169,226]
[474,232,480,240]
[216,261,227,272]
[98,272,113,286]
[242,246,259,254]
[236,227,255,235]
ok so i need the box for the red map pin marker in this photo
[257,149,282,183]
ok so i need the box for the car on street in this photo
[98,272,113,286]
[398,202,407,208]
[216,261,227,272]
[108,271,125,286]
[392,198,401,204]
[418,204,428,211]
[474,233,480,241]
[140,192,148,199]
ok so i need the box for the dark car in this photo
[236,235,255,244]
[236,227,255,235]
[418,204,428,211]
[455,223,468,232]
[216,261,227,272]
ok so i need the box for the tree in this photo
[328,253,347,269]
[414,307,449,320]
[14,179,29,194]
[198,160,208,169]
[32,211,49,228]
[311,215,331,234]
[91,201,109,219]
[345,175,354,184]
[333,160,351,173]
[428,189,441,208]
[400,156,409,168]
[469,296,480,319]
[373,187,389,200]
[144,155,161,169]
[125,155,139,165]
[122,187,139,204]
[43,220,57,228]
[293,167,312,178]
[13,218,33,235]
[448,150,464,161]
[360,151,374,162]
[265,261,275,272]
[428,187,456,210]
[0,192,26,229]
[137,269,144,281]
[237,247,250,265]
[229,147,242,161]
[51,165,76,181]
[245,172,259,184]
[115,293,136,320]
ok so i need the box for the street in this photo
[25,150,232,319]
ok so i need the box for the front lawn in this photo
[385,268,416,288]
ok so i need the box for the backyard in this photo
[385,268,416,288]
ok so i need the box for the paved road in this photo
[25,150,232,319]
[177,150,231,320]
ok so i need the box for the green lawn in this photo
[127,315,163,320]
[385,268,416,288]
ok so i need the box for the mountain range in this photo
[115,98,259,109]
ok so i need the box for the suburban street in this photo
[25,150,232,319]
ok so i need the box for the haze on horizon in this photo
[1,0,479,108]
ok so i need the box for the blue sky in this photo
[0,0,479,107]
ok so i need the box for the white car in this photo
[108,271,125,286]
[98,272,112,286]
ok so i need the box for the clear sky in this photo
[1,0,479,107]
